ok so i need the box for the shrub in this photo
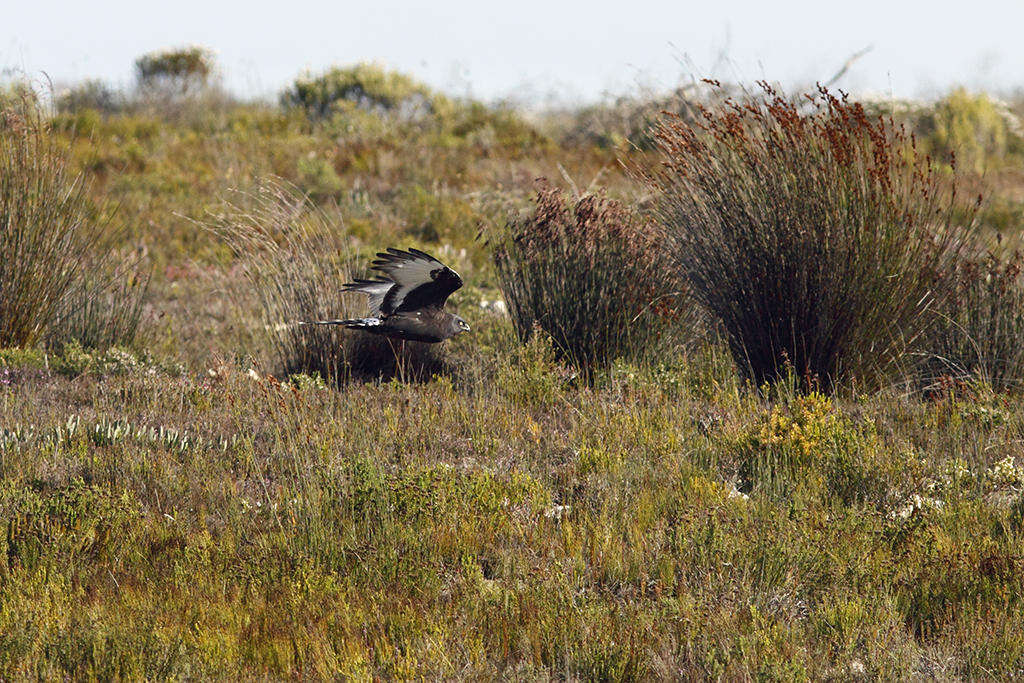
[644,83,976,389]
[216,181,446,383]
[492,181,692,374]
[561,84,709,151]
[922,250,1024,389]
[440,101,551,154]
[134,46,215,96]
[281,63,444,120]
[733,391,895,504]
[55,80,123,115]
[916,89,1024,173]
[0,111,146,349]
[296,155,344,201]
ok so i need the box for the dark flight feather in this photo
[370,248,463,314]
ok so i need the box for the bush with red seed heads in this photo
[644,82,978,389]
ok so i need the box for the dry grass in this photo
[215,180,448,383]
[923,248,1024,389]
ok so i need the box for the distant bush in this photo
[645,83,976,388]
[916,89,1024,173]
[561,86,700,150]
[441,101,551,154]
[0,110,148,350]
[55,80,123,115]
[281,63,445,120]
[559,82,737,151]
[922,250,1024,389]
[492,181,692,374]
[216,181,446,383]
[135,46,216,96]
[296,154,344,202]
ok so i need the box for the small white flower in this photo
[989,456,1023,488]
[890,494,943,520]
[543,504,571,521]
[727,484,749,502]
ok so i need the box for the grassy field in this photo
[3,57,1024,678]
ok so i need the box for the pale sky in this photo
[4,0,1023,104]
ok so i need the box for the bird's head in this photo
[451,315,471,336]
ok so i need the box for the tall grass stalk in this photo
[215,181,357,382]
[46,250,151,351]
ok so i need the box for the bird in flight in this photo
[304,247,470,343]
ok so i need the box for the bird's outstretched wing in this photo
[370,248,463,313]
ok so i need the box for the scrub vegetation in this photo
[3,51,1024,677]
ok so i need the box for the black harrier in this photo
[305,247,470,343]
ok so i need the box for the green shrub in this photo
[645,83,976,389]
[55,80,123,115]
[296,155,344,201]
[397,184,480,244]
[733,391,895,504]
[492,181,693,375]
[916,88,1024,173]
[0,112,146,349]
[134,46,215,95]
[281,63,445,120]
[441,100,551,154]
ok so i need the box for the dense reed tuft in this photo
[0,109,148,350]
[493,181,693,374]
[644,82,977,388]
[922,248,1024,389]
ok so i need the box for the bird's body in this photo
[303,247,470,343]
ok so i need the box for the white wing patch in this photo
[345,317,382,327]
[342,279,393,315]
